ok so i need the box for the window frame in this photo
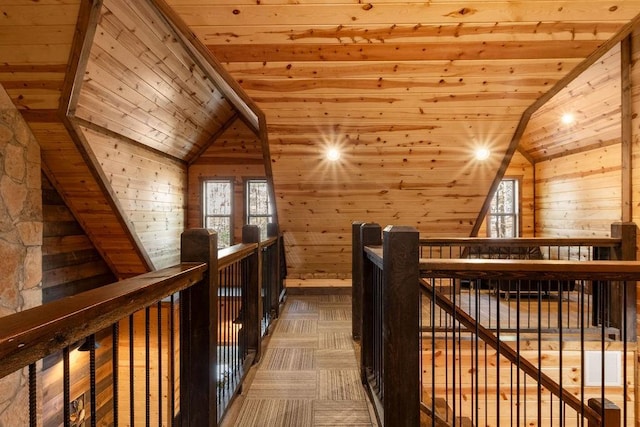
[201,177,234,248]
[244,178,274,240]
[487,177,521,238]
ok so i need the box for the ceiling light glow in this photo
[475,148,490,161]
[561,113,575,125]
[326,148,341,161]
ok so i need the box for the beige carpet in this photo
[230,294,377,427]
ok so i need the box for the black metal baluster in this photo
[63,347,70,427]
[129,315,135,427]
[157,301,162,427]
[113,323,119,427]
[89,334,97,427]
[145,307,150,427]
[29,363,36,427]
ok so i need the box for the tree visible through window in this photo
[203,179,233,248]
[488,179,519,238]
[246,179,273,240]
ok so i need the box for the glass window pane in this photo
[205,181,231,215]
[205,216,231,248]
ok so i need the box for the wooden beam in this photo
[621,35,632,222]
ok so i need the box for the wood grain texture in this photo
[165,0,640,278]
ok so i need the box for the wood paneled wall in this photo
[188,120,265,245]
[82,127,187,269]
[42,173,116,302]
[535,145,622,237]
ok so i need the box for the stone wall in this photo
[0,85,43,425]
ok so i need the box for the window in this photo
[246,179,273,240]
[488,178,519,238]
[202,179,233,248]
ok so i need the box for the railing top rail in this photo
[259,236,278,249]
[0,262,207,380]
[419,258,640,281]
[419,237,621,247]
[218,242,258,270]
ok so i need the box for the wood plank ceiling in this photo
[1,0,264,278]
[3,1,640,280]
[168,0,640,278]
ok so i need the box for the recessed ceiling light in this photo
[475,148,490,161]
[326,148,341,161]
[561,113,575,125]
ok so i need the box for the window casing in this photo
[488,178,520,238]
[246,179,273,240]
[202,179,233,248]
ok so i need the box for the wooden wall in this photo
[42,173,116,302]
[518,43,623,238]
[41,173,116,427]
[535,145,621,237]
[188,119,265,245]
[82,127,187,269]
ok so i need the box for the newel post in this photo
[611,222,637,342]
[352,221,364,340]
[267,223,281,318]
[588,398,620,427]
[243,224,263,362]
[180,229,218,426]
[382,225,420,427]
[359,223,382,383]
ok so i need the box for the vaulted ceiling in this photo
[2,1,640,279]
[168,0,640,278]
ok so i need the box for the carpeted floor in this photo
[229,294,377,426]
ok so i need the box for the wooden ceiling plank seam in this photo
[207,41,606,63]
[470,11,640,237]
[187,111,239,166]
[621,34,632,223]
[74,117,187,166]
[103,0,235,115]
[85,47,231,132]
[190,21,625,46]
[89,24,231,130]
[75,83,211,153]
[57,0,155,273]
[148,0,261,132]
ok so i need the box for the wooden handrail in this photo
[418,258,640,281]
[218,242,258,270]
[419,237,621,247]
[0,263,207,379]
[420,278,602,426]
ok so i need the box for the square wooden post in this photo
[243,224,263,362]
[180,228,218,426]
[359,223,382,383]
[267,223,281,318]
[611,222,637,342]
[382,225,420,427]
[352,221,364,340]
[588,398,620,427]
